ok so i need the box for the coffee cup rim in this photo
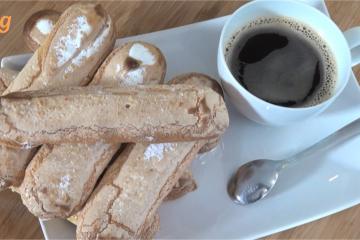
[218,0,351,112]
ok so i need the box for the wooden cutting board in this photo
[0,1,359,239]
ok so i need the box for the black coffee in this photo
[226,17,336,107]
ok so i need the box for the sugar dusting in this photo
[145,136,154,141]
[89,142,112,161]
[63,19,111,75]
[113,198,124,214]
[72,21,110,66]
[21,141,33,149]
[35,19,54,35]
[129,43,155,65]
[63,21,111,76]
[54,16,92,66]
[59,175,70,191]
[124,68,145,85]
[115,64,121,74]
[116,61,145,86]
[114,43,157,85]
[144,143,175,161]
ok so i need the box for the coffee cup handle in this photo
[343,27,360,67]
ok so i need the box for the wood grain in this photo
[0,1,359,239]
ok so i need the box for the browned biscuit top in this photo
[0,85,229,147]
[92,41,166,87]
[23,10,60,51]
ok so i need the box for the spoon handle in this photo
[283,117,360,166]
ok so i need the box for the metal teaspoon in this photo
[228,117,360,205]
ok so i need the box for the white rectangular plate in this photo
[2,0,360,239]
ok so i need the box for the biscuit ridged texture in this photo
[75,74,228,239]
[165,169,197,201]
[0,68,35,190]
[164,72,225,201]
[19,41,166,219]
[169,72,224,153]
[3,3,115,95]
[0,3,115,191]
[0,85,229,147]
[76,141,203,239]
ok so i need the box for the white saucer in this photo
[2,0,360,238]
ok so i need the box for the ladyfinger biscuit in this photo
[19,42,167,218]
[23,10,60,51]
[0,3,115,191]
[76,74,229,238]
[0,76,7,93]
[91,41,166,87]
[0,69,38,190]
[0,146,37,190]
[0,85,229,147]
[164,168,197,201]
[0,68,18,90]
[164,73,224,200]
[3,3,115,95]
[20,143,120,218]
[169,72,224,153]
[76,141,204,239]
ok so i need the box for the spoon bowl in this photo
[228,159,281,205]
[228,117,360,205]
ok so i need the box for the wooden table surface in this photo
[0,1,359,239]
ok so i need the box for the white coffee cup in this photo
[218,0,360,126]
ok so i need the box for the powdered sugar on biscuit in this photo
[129,43,155,65]
[72,21,111,66]
[36,19,54,35]
[145,136,154,141]
[124,68,145,85]
[144,143,175,161]
[115,63,145,86]
[116,61,145,86]
[63,19,111,76]
[21,141,33,149]
[59,175,70,191]
[55,16,92,66]
[63,20,111,76]
[115,43,157,85]
[115,64,121,74]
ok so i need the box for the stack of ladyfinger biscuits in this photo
[0,3,229,239]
